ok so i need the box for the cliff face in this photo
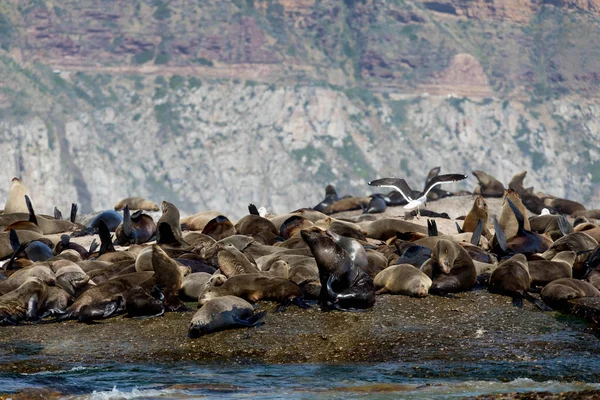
[0,0,599,217]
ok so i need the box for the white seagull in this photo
[369,174,467,217]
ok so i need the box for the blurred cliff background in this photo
[0,0,599,217]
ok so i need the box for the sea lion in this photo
[202,215,235,241]
[0,277,47,324]
[528,251,575,287]
[279,216,313,240]
[114,197,160,212]
[188,295,266,338]
[114,206,156,245]
[363,249,389,279]
[364,194,388,214]
[498,190,531,241]
[508,171,529,196]
[324,197,371,215]
[472,170,505,197]
[374,264,431,297]
[542,232,598,278]
[395,244,432,268]
[198,273,305,308]
[39,285,72,318]
[54,235,94,259]
[542,197,586,216]
[541,278,600,310]
[180,272,212,300]
[4,178,35,214]
[573,222,600,243]
[325,230,368,271]
[151,244,186,311]
[359,218,428,241]
[180,211,222,231]
[573,210,600,220]
[124,286,164,319]
[217,243,260,277]
[234,214,278,237]
[420,239,477,293]
[314,218,367,241]
[313,184,339,213]
[156,201,187,246]
[55,264,90,296]
[301,228,375,311]
[462,196,490,238]
[0,265,55,295]
[487,254,532,307]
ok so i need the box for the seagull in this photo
[368,174,467,217]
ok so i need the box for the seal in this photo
[234,214,278,237]
[313,184,339,213]
[180,211,222,231]
[156,201,187,246]
[151,244,186,311]
[217,243,260,277]
[487,254,533,307]
[188,295,266,338]
[301,227,375,311]
[472,170,505,197]
[180,272,212,301]
[279,215,313,240]
[201,215,235,241]
[498,189,531,241]
[325,230,368,272]
[528,251,575,287]
[461,196,490,238]
[3,178,34,214]
[0,277,47,325]
[374,264,431,297]
[364,194,388,214]
[323,197,371,215]
[359,218,428,241]
[124,286,164,319]
[420,239,477,294]
[114,197,160,212]
[0,264,55,296]
[542,196,586,216]
[198,273,305,308]
[541,278,600,310]
[542,232,598,278]
[115,206,157,245]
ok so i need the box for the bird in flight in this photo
[369,174,467,217]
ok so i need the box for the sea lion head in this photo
[433,239,457,275]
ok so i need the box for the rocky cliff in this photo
[0,0,599,217]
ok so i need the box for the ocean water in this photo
[2,360,600,399]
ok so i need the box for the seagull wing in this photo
[368,178,413,202]
[424,166,441,189]
[422,174,467,197]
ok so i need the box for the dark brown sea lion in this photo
[301,228,375,311]
[279,216,313,240]
[374,264,431,297]
[188,295,265,338]
[472,170,505,197]
[198,273,305,308]
[114,197,160,212]
[487,254,532,307]
[542,197,586,216]
[573,222,600,243]
[528,251,574,287]
[541,278,600,310]
[313,184,339,213]
[495,198,552,256]
[124,286,164,319]
[235,214,278,237]
[542,232,598,278]
[420,239,477,293]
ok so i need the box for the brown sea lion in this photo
[218,243,260,277]
[313,184,339,213]
[573,222,600,243]
[124,286,164,319]
[542,232,598,278]
[542,197,586,216]
[180,272,213,301]
[40,285,72,317]
[180,211,222,231]
[202,215,235,241]
[374,264,431,297]
[156,201,187,246]
[151,244,186,311]
[359,218,428,241]
[461,196,491,240]
[487,254,532,307]
[55,264,90,296]
[301,227,375,311]
[508,171,529,196]
[198,273,304,307]
[114,206,157,245]
[324,197,371,215]
[364,250,389,279]
[279,216,313,240]
[528,251,575,287]
[498,190,531,241]
[420,239,477,293]
[496,198,552,256]
[541,278,600,310]
[234,214,278,237]
[573,210,600,220]
[114,197,159,212]
[0,265,55,295]
[188,295,265,338]
[472,171,505,197]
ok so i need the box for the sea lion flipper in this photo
[523,292,553,312]
[558,215,573,236]
[54,207,63,220]
[493,216,508,252]
[233,311,266,327]
[88,239,99,255]
[427,220,438,237]
[455,222,463,234]
[23,195,38,225]
[26,294,40,320]
[70,203,79,223]
[98,220,116,255]
[9,228,20,252]
[512,296,524,308]
[506,198,525,234]
[471,219,483,245]
[248,204,259,216]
